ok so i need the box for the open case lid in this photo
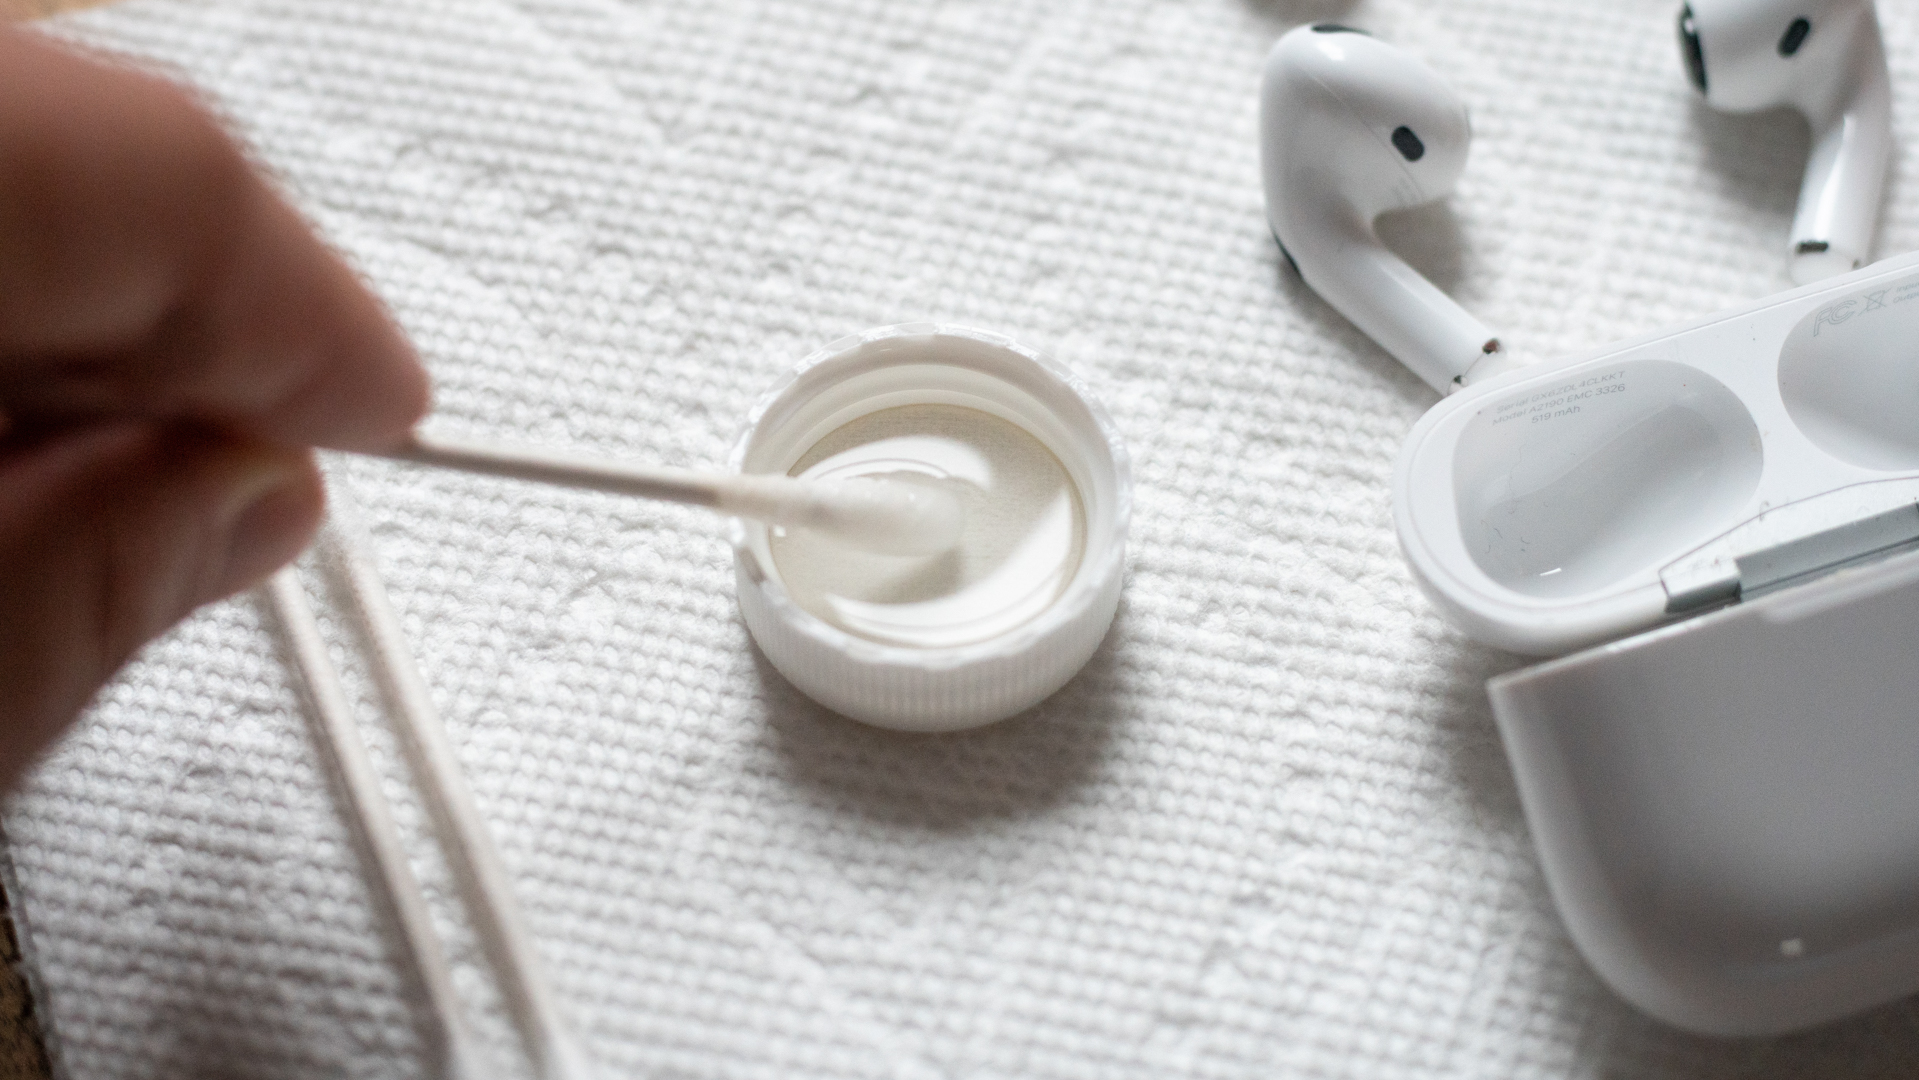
[1488,543,1919,1036]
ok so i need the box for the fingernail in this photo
[214,458,321,599]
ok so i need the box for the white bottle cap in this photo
[729,323,1131,732]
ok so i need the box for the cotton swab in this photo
[319,517,598,1080]
[379,431,964,557]
[265,569,489,1080]
[273,426,965,1079]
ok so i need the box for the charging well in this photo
[1396,250,1919,654]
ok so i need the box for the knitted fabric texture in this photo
[10,0,1919,1076]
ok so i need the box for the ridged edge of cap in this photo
[729,323,1130,731]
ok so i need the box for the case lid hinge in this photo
[1662,482,1919,614]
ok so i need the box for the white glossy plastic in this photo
[1260,25,1500,392]
[1682,0,1892,283]
[1395,249,1919,655]
[729,324,1131,733]
[1491,545,1919,1035]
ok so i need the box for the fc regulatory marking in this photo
[1814,288,1896,334]
[1812,299,1859,335]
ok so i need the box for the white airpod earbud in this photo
[1260,24,1512,394]
[1679,0,1892,284]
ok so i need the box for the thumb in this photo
[0,422,323,787]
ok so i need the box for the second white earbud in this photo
[1679,0,1892,284]
[1260,24,1509,393]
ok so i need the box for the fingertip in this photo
[223,194,433,452]
[0,424,323,781]
[282,305,432,452]
[359,316,433,451]
[102,429,324,654]
[210,443,324,600]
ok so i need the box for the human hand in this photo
[0,27,429,788]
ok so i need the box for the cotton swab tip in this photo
[800,474,967,556]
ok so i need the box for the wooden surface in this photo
[0,876,49,1080]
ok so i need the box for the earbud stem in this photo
[1789,17,1891,285]
[1285,210,1499,394]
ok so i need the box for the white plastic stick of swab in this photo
[264,569,489,1080]
[380,431,963,557]
[319,518,598,1080]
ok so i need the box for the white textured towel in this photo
[11,0,1919,1076]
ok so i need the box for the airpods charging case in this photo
[1396,250,1919,1035]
